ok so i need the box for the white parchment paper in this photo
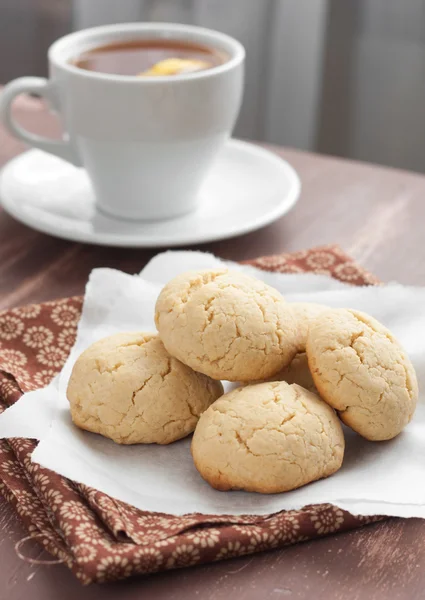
[0,251,424,517]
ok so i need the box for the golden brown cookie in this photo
[67,332,223,445]
[191,381,344,493]
[288,302,329,351]
[241,352,317,393]
[155,269,298,381]
[269,352,317,392]
[307,308,418,441]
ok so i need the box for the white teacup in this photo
[0,23,245,221]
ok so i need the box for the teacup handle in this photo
[0,77,81,167]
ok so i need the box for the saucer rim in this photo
[0,139,301,248]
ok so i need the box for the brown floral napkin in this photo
[0,245,382,584]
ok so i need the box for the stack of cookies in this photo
[67,269,418,495]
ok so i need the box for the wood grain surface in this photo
[0,96,424,599]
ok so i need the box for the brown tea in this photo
[72,38,228,76]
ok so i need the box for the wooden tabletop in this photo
[1,97,425,600]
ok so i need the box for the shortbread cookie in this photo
[242,352,317,392]
[191,381,344,493]
[269,352,317,392]
[155,269,298,381]
[67,332,223,445]
[307,309,418,441]
[288,302,329,351]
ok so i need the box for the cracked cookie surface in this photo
[307,308,418,441]
[155,269,298,381]
[288,302,329,352]
[191,381,344,493]
[251,352,317,392]
[67,332,223,445]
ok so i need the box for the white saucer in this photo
[0,139,300,248]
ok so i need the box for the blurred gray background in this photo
[1,0,424,172]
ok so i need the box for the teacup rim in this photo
[49,22,245,83]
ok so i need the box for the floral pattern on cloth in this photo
[0,245,384,584]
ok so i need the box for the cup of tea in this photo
[0,23,245,221]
